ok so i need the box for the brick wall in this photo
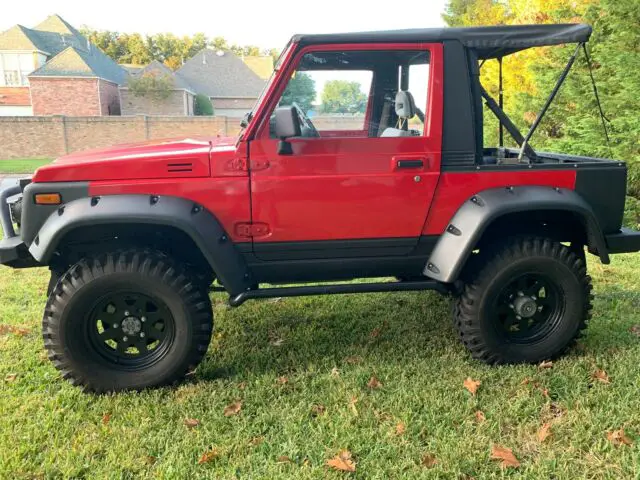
[120,89,190,116]
[0,116,240,159]
[30,78,102,116]
[99,80,121,116]
[0,87,31,106]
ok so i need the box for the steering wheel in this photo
[292,102,320,138]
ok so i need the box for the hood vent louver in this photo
[166,162,193,173]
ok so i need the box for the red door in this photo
[247,43,443,256]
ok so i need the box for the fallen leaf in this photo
[537,423,552,443]
[348,396,359,416]
[223,401,242,417]
[184,418,200,428]
[311,404,326,417]
[490,445,520,468]
[277,455,293,463]
[395,422,406,436]
[630,325,640,337]
[421,453,437,468]
[592,369,610,384]
[0,324,30,336]
[607,429,633,447]
[538,360,553,369]
[326,450,356,472]
[249,436,264,446]
[331,367,340,377]
[269,337,284,347]
[101,413,111,425]
[370,327,382,338]
[145,455,156,465]
[237,382,247,390]
[367,376,382,389]
[463,377,481,396]
[198,447,219,464]
[474,410,486,423]
[520,377,533,385]
[276,376,289,385]
[4,373,17,383]
[538,385,550,398]
[345,355,363,364]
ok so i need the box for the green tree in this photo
[320,80,367,114]
[194,94,214,116]
[280,73,316,113]
[127,72,174,100]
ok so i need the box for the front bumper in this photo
[605,227,640,254]
[0,179,38,268]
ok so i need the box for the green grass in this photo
[0,255,639,478]
[0,159,51,174]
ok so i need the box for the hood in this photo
[31,137,238,183]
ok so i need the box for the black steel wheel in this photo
[453,237,592,364]
[43,250,213,392]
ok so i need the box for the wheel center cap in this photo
[513,296,537,318]
[121,316,142,335]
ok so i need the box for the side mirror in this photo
[274,106,301,155]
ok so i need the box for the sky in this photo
[1,0,447,51]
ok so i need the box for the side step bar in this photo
[228,280,451,307]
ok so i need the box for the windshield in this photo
[239,40,294,133]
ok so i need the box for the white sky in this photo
[1,0,447,51]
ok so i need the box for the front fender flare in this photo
[423,186,609,283]
[28,194,254,295]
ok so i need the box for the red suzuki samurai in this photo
[1,24,639,392]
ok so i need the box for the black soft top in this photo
[292,24,592,59]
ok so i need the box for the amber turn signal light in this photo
[34,193,62,205]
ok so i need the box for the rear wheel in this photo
[43,250,213,392]
[453,237,592,364]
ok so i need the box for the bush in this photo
[195,94,214,116]
[623,196,640,230]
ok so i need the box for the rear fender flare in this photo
[28,194,254,295]
[423,186,609,283]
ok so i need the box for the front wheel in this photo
[43,250,213,392]
[453,237,593,364]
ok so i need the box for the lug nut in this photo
[509,304,514,309]
[517,291,524,297]
[516,315,522,320]
[113,323,119,328]
[122,336,128,342]
[124,311,130,316]
[141,316,146,322]
[140,332,145,338]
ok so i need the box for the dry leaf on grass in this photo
[311,404,326,417]
[463,377,481,396]
[630,325,640,337]
[198,447,220,464]
[348,396,359,416]
[538,360,554,369]
[395,422,406,436]
[331,367,340,377]
[474,410,486,423]
[370,326,382,338]
[490,445,520,468]
[223,401,242,417]
[537,423,552,443]
[326,450,356,472]
[345,355,363,364]
[101,413,111,425]
[0,324,30,336]
[144,455,156,465]
[276,376,289,385]
[249,436,264,446]
[607,429,633,447]
[183,418,200,428]
[592,369,610,384]
[237,382,247,390]
[4,373,17,383]
[367,376,382,389]
[277,455,293,463]
[421,453,437,468]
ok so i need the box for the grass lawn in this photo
[0,158,51,174]
[0,254,639,478]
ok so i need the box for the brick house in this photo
[119,61,195,116]
[178,49,269,117]
[0,15,126,116]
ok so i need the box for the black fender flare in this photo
[423,186,609,283]
[28,194,254,295]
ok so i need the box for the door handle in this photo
[396,159,424,169]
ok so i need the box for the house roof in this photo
[29,45,127,84]
[242,56,274,80]
[0,15,87,56]
[293,24,592,60]
[123,60,195,92]
[177,49,266,98]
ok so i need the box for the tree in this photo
[320,81,367,114]
[280,73,316,113]
[194,94,214,116]
[127,72,174,100]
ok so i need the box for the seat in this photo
[381,91,419,137]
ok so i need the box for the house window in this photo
[0,53,33,86]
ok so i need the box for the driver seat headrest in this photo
[395,91,416,119]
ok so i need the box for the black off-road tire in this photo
[42,250,213,392]
[453,237,593,364]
